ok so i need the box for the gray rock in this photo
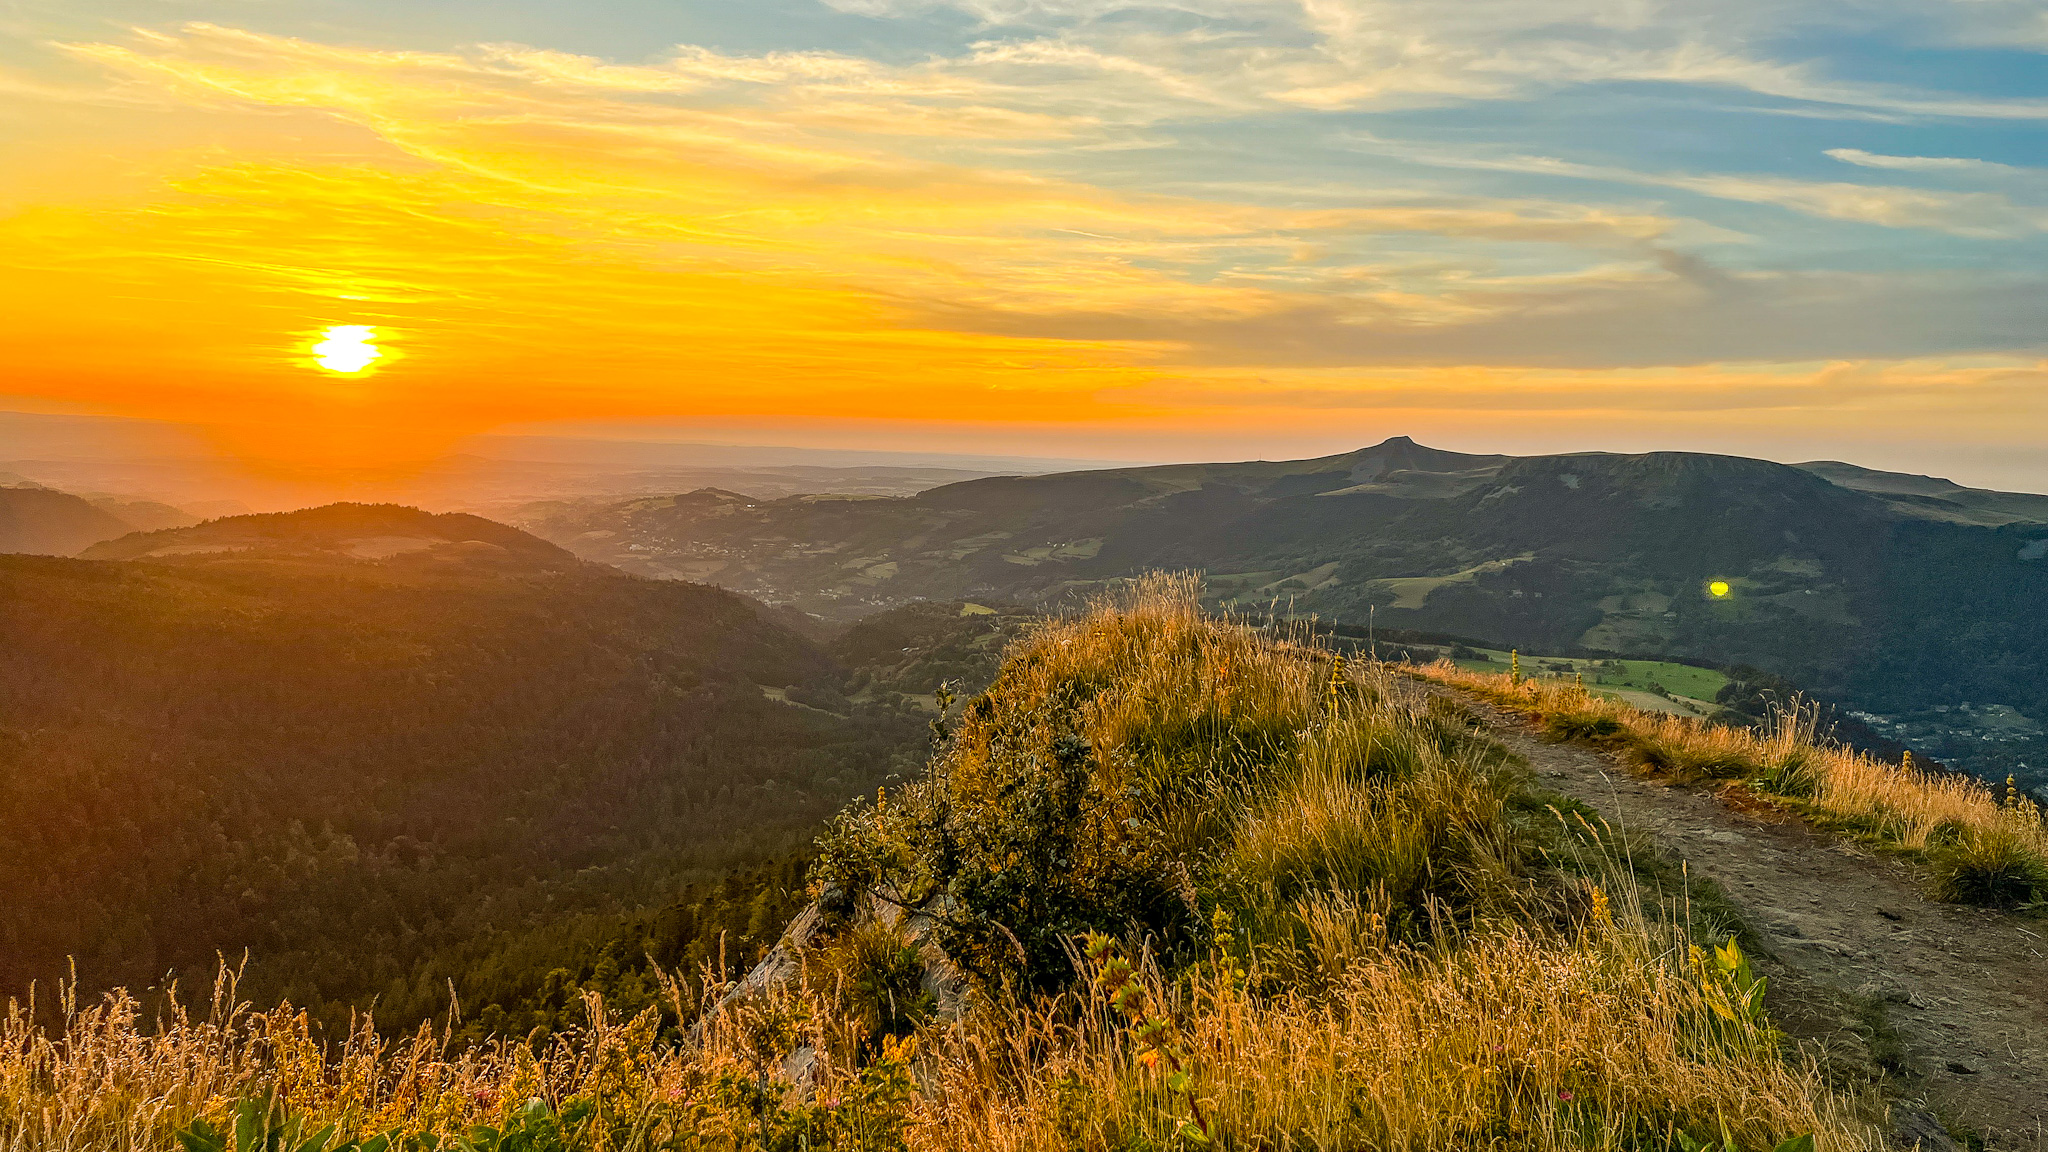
[1890,1108,1958,1152]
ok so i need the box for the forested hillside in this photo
[0,510,932,1029]
[0,485,135,555]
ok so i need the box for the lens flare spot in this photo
[312,326,380,374]
[1708,580,1731,598]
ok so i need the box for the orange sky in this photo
[4,17,2047,480]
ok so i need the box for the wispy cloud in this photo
[1825,148,2030,175]
[1338,134,2048,236]
[824,0,2048,122]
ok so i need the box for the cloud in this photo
[823,0,2048,122]
[1110,357,2048,419]
[1657,173,2046,236]
[1825,148,2028,175]
[910,261,2048,368]
[1339,135,2048,236]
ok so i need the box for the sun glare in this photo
[1708,580,1731,598]
[312,325,380,374]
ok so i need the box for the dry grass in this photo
[1414,661,2048,906]
[918,915,1869,1151]
[0,966,678,1152]
[1,577,1887,1151]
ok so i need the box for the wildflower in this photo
[1558,1091,1574,1102]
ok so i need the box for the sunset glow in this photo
[1,3,2044,478]
[312,327,381,375]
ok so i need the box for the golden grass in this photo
[1414,661,2048,905]
[918,916,1869,1151]
[1,577,1887,1150]
[0,967,673,1152]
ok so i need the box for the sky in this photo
[3,0,2046,486]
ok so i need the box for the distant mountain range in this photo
[514,437,2048,778]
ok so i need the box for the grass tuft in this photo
[1928,825,2048,908]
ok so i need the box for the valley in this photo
[0,505,940,1033]
[513,437,2048,794]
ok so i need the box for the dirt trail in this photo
[1439,688,2048,1150]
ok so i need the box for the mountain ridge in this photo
[0,486,136,556]
[80,501,584,574]
[513,437,2048,788]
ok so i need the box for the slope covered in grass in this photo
[2,577,1880,1151]
[1415,661,2048,908]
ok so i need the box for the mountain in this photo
[0,485,136,555]
[80,501,581,573]
[517,438,2048,780]
[0,506,932,1027]
[1795,459,2048,526]
[83,496,201,533]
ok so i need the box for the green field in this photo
[1452,648,1729,703]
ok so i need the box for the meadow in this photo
[3,577,1884,1151]
[1450,649,1730,707]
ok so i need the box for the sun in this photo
[311,325,381,374]
[1708,580,1731,598]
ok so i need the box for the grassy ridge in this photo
[1414,662,2048,907]
[2,577,1880,1150]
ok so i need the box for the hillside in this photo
[81,501,582,574]
[0,509,933,1028]
[1798,459,2048,527]
[1409,665,2048,1144]
[0,485,136,555]
[4,577,1910,1151]
[83,495,201,532]
[517,438,2048,788]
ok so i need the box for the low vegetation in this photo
[1415,662,2048,908]
[3,576,1882,1150]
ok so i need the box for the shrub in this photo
[811,917,935,1058]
